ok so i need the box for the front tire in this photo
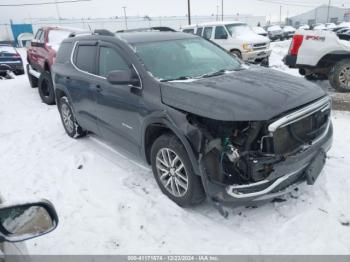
[38,71,55,104]
[58,96,86,138]
[261,57,269,67]
[231,50,242,59]
[151,134,205,207]
[329,59,350,92]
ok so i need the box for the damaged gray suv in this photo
[52,31,333,213]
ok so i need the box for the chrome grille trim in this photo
[226,164,308,199]
[268,96,331,133]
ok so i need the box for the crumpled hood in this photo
[160,67,327,121]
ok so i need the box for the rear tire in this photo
[151,134,205,207]
[58,96,86,138]
[38,71,55,104]
[304,72,328,81]
[26,64,38,88]
[329,59,350,92]
[14,69,24,75]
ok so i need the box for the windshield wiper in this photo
[160,76,192,82]
[200,69,227,78]
[199,67,245,79]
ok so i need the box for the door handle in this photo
[96,84,102,92]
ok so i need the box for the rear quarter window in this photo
[55,42,73,64]
[74,44,96,74]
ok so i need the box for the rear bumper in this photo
[202,121,333,206]
[283,54,297,68]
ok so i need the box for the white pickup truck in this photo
[284,29,350,92]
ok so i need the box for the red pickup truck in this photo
[26,27,81,104]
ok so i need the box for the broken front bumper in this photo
[283,54,297,68]
[201,115,333,205]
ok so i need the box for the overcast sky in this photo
[0,0,349,22]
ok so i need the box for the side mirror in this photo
[0,200,58,242]
[107,69,140,87]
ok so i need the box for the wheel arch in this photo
[55,88,67,103]
[54,87,74,110]
[142,116,200,175]
[229,48,241,54]
[317,52,350,68]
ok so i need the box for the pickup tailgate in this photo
[285,30,350,67]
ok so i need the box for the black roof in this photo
[64,31,198,48]
[116,31,197,44]
[116,27,176,33]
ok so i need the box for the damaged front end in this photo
[185,96,333,209]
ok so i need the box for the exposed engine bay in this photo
[186,100,331,187]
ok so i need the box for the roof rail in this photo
[93,29,115,36]
[116,27,176,33]
[68,31,92,38]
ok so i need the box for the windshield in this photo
[225,23,255,36]
[48,30,72,45]
[134,37,241,81]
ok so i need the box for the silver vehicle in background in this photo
[265,25,284,41]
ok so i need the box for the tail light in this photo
[289,35,303,56]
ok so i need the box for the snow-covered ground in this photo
[0,43,349,255]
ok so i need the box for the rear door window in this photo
[203,27,213,39]
[74,44,97,74]
[98,46,129,78]
[215,26,228,39]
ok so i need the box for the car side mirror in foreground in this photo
[107,69,140,87]
[0,200,58,242]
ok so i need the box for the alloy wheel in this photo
[155,148,189,197]
[61,103,74,133]
[339,66,350,89]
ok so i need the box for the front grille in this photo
[273,107,330,155]
[261,97,332,155]
[253,43,268,51]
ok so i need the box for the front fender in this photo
[141,110,201,176]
